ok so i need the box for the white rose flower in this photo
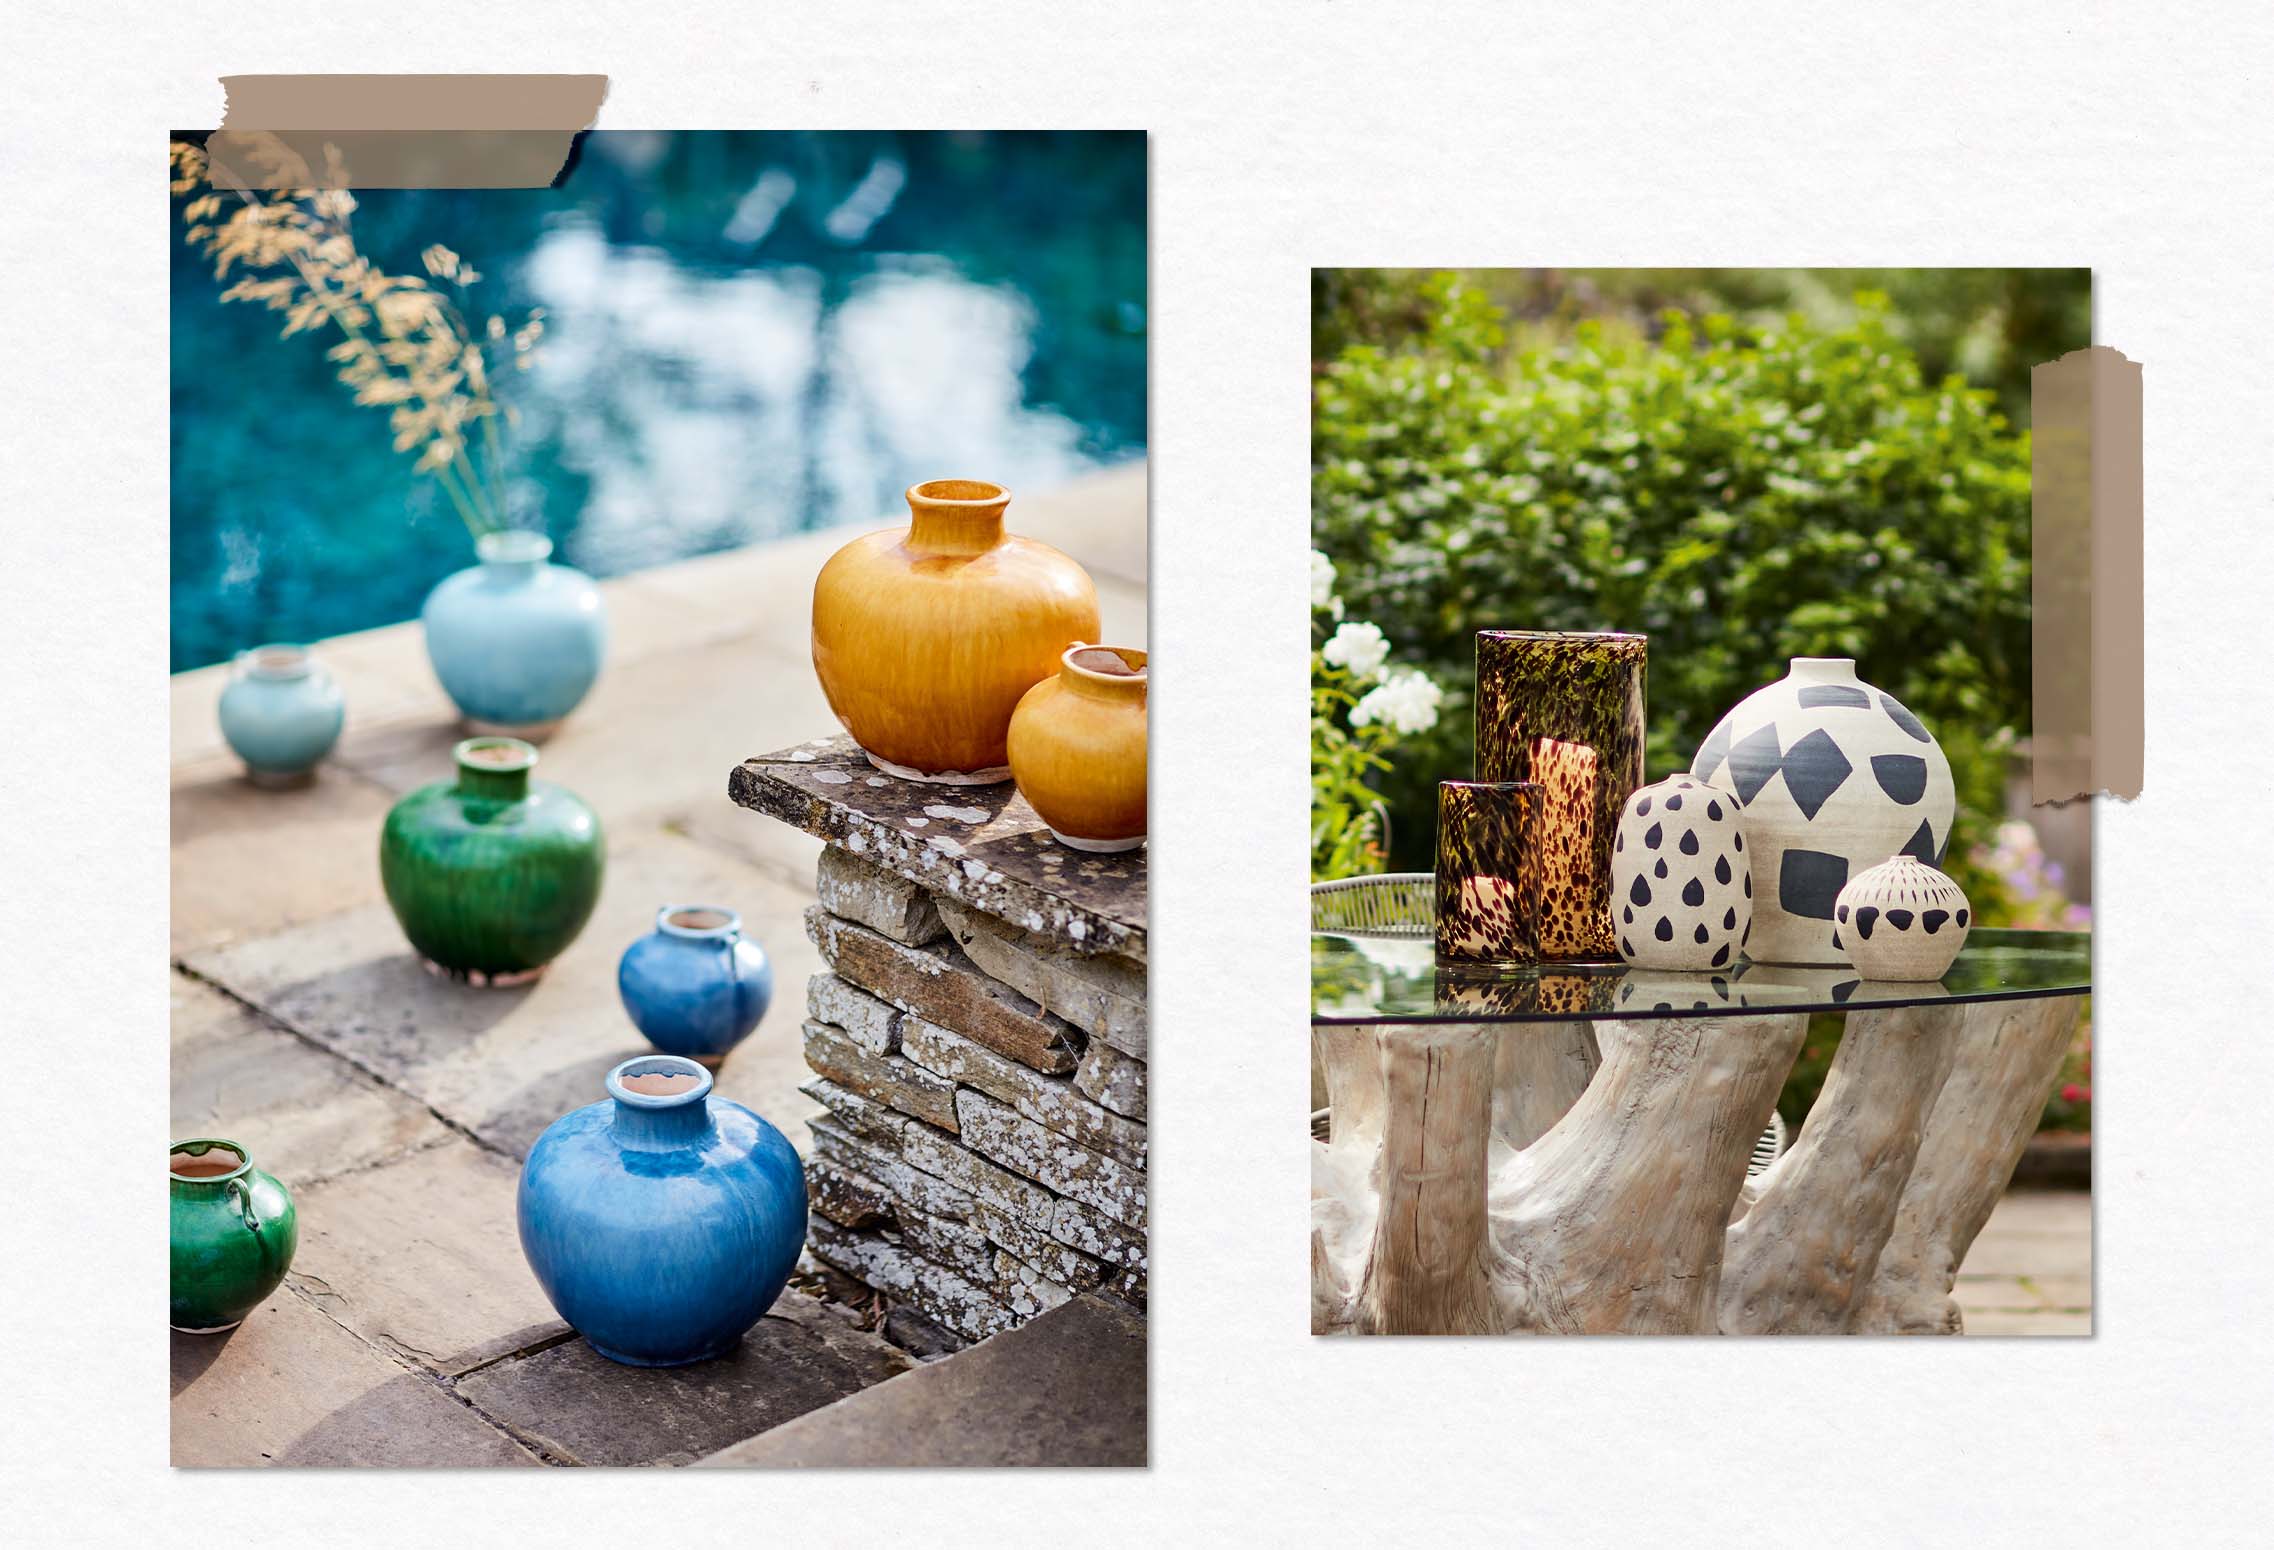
[1351,669,1443,735]
[1321,620,1390,679]
[1310,549,1338,611]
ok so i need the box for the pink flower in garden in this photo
[2060,1083,2089,1103]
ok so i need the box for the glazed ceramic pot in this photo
[1690,658,1955,965]
[1610,773,1752,971]
[170,1139,296,1334]
[813,479,1100,783]
[379,737,604,985]
[1834,855,1972,980]
[618,906,774,1068]
[1006,644,1147,851]
[422,531,607,737]
[216,643,345,786]
[1434,780,1540,965]
[1473,630,1647,960]
[518,1054,807,1367]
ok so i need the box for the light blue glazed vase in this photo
[216,643,345,786]
[618,906,775,1068]
[422,531,606,737]
[518,1054,807,1367]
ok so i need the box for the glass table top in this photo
[1311,928,2091,1025]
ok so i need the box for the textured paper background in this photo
[10,1,2274,1544]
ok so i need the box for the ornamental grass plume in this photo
[169,137,544,542]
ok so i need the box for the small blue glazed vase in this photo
[216,644,345,786]
[422,531,606,738]
[517,1054,807,1367]
[618,906,774,1068]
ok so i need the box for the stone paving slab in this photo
[288,1139,568,1377]
[1952,1188,2093,1335]
[181,827,825,1159]
[171,973,449,1186]
[695,1292,1145,1467]
[171,1289,542,1467]
[170,759,401,958]
[454,1290,913,1466]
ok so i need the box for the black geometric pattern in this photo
[1780,728,1851,821]
[1880,693,1932,743]
[1798,684,1870,710]
[1871,753,1928,805]
[1900,816,1942,866]
[1726,724,1785,804]
[1779,848,1849,920]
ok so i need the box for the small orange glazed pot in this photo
[812,480,1101,784]
[1007,645,1148,852]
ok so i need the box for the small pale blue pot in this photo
[517,1054,806,1367]
[422,531,607,738]
[618,906,774,1068]
[216,644,345,786]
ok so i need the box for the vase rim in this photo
[1439,778,1542,793]
[657,905,740,940]
[455,736,538,776]
[1788,655,1859,678]
[1478,629,1647,643]
[1063,643,1146,686]
[234,643,317,680]
[477,529,554,566]
[907,478,1010,508]
[170,1138,251,1187]
[606,1054,714,1110]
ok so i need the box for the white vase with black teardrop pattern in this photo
[1833,855,1971,981]
[1689,657,1955,966]
[1609,773,1751,971]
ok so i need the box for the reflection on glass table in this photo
[1308,875,2091,1337]
[1311,928,2090,1025]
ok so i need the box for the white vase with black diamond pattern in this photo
[1689,657,1955,965]
[1609,773,1751,971]
[1833,855,1971,980]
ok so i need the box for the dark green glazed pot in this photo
[380,737,605,984]
[170,1139,297,1333]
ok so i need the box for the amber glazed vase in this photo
[1434,780,1541,965]
[812,479,1101,784]
[1473,630,1646,960]
[1007,644,1147,851]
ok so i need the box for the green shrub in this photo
[1312,275,2033,916]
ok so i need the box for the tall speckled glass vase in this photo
[1434,780,1541,966]
[1473,631,1646,960]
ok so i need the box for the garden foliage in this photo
[1311,275,2034,915]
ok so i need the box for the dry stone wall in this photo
[799,847,1148,1343]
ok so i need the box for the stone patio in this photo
[169,465,1146,1466]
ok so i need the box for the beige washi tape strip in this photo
[2031,345,2143,803]
[206,73,607,189]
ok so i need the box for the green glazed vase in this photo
[170,1139,297,1333]
[380,737,605,985]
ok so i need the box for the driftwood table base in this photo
[1312,996,2084,1335]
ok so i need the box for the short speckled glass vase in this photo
[1434,780,1541,965]
[1473,631,1647,960]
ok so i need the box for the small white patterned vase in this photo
[1833,855,1971,981]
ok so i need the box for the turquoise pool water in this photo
[170,130,1147,671]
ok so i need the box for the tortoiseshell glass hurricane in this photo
[1473,631,1647,960]
[1435,780,1542,966]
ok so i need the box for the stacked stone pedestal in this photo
[797,847,1147,1344]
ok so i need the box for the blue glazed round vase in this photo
[618,905,774,1068]
[517,1054,807,1367]
[216,644,345,785]
[422,531,607,737]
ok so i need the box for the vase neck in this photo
[170,1139,251,1198]
[478,530,552,579]
[1789,656,1858,684]
[605,1056,717,1150]
[236,643,316,682]
[656,905,741,943]
[905,479,1010,558]
[1062,644,1147,704]
[454,736,537,801]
